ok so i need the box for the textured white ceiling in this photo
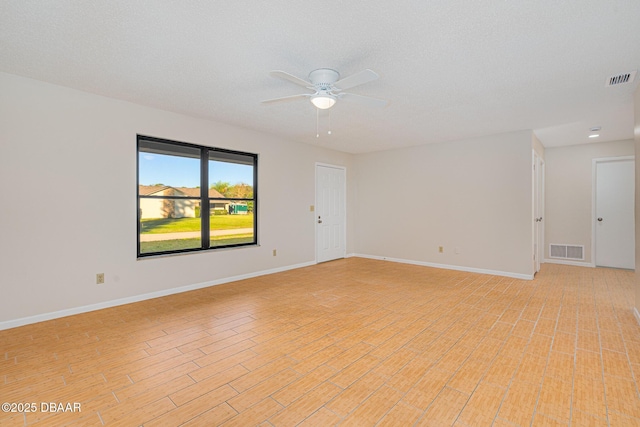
[2,1,639,153]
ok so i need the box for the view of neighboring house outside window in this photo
[137,135,257,257]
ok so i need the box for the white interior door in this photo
[533,153,545,274]
[316,164,346,263]
[594,157,635,269]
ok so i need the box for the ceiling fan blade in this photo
[340,92,388,108]
[269,70,312,88]
[334,69,379,90]
[261,94,311,105]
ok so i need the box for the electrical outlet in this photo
[273,249,277,256]
[96,273,105,284]
[438,246,444,253]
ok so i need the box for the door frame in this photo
[591,155,635,267]
[532,151,545,274]
[315,162,347,263]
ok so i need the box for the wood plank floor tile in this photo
[527,333,553,358]
[172,364,248,406]
[402,367,452,410]
[497,379,540,426]
[99,375,192,424]
[324,371,386,417]
[487,321,513,341]
[604,374,640,419]
[297,406,343,426]
[456,381,505,426]
[116,361,198,402]
[575,348,603,379]
[513,352,547,384]
[607,410,640,426]
[325,342,375,371]
[536,376,572,423]
[144,384,238,427]
[268,380,342,425]
[220,397,283,427]
[471,336,503,362]
[416,386,469,426]
[573,373,608,420]
[377,400,423,426]
[602,348,634,378]
[385,354,436,393]
[231,356,296,393]
[0,259,637,426]
[329,354,380,389]
[371,347,417,379]
[179,402,237,427]
[272,364,337,407]
[107,396,176,426]
[531,412,569,426]
[552,331,576,354]
[545,351,574,382]
[577,329,600,352]
[339,384,403,426]
[447,358,490,395]
[571,408,608,426]
[226,368,299,413]
[188,349,256,382]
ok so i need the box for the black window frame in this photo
[137,135,258,258]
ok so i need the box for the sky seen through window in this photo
[140,153,253,188]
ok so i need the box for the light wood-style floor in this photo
[1,258,639,426]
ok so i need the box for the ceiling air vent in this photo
[606,70,637,86]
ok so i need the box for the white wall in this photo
[0,72,354,326]
[352,130,534,278]
[0,72,560,327]
[544,139,634,265]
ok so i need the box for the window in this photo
[137,135,257,257]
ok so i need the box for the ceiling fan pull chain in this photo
[316,107,320,138]
[328,111,332,135]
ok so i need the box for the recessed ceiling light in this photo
[589,134,600,138]
[590,126,601,132]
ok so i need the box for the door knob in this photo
[318,216,322,224]
[597,217,603,222]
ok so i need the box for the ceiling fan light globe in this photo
[310,95,336,109]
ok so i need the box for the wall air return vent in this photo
[605,70,637,86]
[549,244,584,260]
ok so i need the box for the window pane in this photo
[139,211,202,254]
[208,154,255,248]
[209,209,255,248]
[139,143,200,191]
[208,159,254,198]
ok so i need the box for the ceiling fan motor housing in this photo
[308,68,340,89]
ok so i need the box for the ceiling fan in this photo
[262,68,387,110]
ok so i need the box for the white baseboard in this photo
[0,261,315,331]
[350,253,534,280]
[544,258,595,268]
[634,308,640,327]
